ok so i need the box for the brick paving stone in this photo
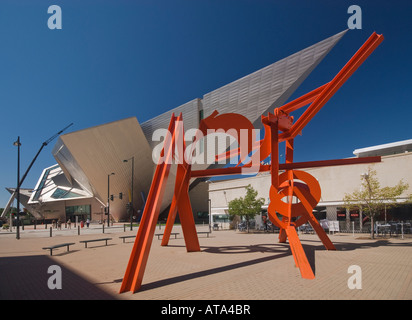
[0,226,411,300]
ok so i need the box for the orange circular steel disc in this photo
[268,170,321,229]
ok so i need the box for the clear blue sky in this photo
[0,0,411,207]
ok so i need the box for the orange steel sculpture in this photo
[119,32,384,293]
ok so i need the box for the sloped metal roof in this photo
[353,139,412,157]
[141,30,347,147]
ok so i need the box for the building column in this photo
[346,208,351,232]
[326,206,337,220]
[359,207,363,231]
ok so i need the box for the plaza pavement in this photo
[0,224,411,300]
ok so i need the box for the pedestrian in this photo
[86,218,90,228]
[67,218,71,229]
[52,220,56,229]
[57,219,62,230]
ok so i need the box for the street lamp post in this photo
[13,137,21,240]
[123,157,134,231]
[107,172,115,227]
[208,198,212,233]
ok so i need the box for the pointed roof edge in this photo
[265,29,348,113]
[141,30,348,127]
[202,29,348,103]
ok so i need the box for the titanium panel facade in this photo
[202,30,347,128]
[52,117,155,221]
[141,99,202,150]
[52,139,95,195]
[140,30,347,146]
[140,30,347,175]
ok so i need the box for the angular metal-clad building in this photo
[141,29,347,142]
[201,30,347,129]
[49,117,155,221]
[6,30,348,223]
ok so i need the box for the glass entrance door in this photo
[65,204,91,223]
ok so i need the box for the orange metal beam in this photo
[190,156,381,178]
[279,83,329,114]
[285,226,315,279]
[294,186,336,251]
[213,30,383,163]
[161,119,188,247]
[281,32,384,141]
[119,114,180,294]
[162,193,178,246]
[162,159,200,251]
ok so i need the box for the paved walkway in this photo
[0,225,411,300]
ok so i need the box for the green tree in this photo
[343,167,409,239]
[228,184,265,232]
[0,207,17,218]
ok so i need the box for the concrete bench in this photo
[197,231,211,238]
[155,232,179,240]
[42,243,75,256]
[79,238,112,248]
[119,235,136,243]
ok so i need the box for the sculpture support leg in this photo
[119,160,172,293]
[278,216,288,243]
[177,186,201,252]
[161,196,178,246]
[285,226,315,279]
[119,114,178,294]
[279,228,287,243]
[162,159,200,252]
[306,212,336,251]
[293,186,336,251]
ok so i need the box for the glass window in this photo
[65,205,91,220]
[51,188,83,199]
[32,165,59,201]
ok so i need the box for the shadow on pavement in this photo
[139,243,291,292]
[123,238,412,294]
[0,255,117,300]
